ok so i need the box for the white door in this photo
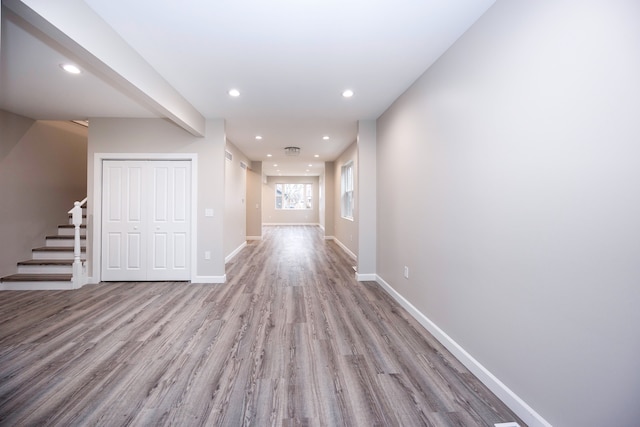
[102,160,191,281]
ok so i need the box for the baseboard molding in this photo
[246,236,262,241]
[191,275,226,284]
[262,223,321,226]
[0,281,77,291]
[355,273,377,281]
[332,238,357,260]
[324,235,334,241]
[375,275,551,427]
[225,242,247,263]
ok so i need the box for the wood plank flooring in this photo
[0,226,525,426]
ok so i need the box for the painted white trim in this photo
[0,281,76,291]
[191,275,226,284]
[356,273,377,281]
[375,275,552,427]
[262,223,321,226]
[324,235,335,241]
[225,242,247,263]
[332,237,357,260]
[93,153,198,284]
[246,236,262,241]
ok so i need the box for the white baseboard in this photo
[332,238,357,260]
[0,281,77,291]
[191,275,226,284]
[225,242,247,263]
[356,273,377,281]
[375,275,551,427]
[262,223,321,226]
[246,236,262,241]
[324,235,334,241]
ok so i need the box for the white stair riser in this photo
[0,281,75,291]
[58,228,87,237]
[46,238,86,248]
[18,265,73,274]
[32,251,83,260]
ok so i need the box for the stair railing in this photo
[68,197,87,288]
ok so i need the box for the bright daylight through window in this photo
[276,183,312,210]
[341,162,354,219]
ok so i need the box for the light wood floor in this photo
[0,226,525,426]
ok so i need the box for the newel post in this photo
[70,201,83,288]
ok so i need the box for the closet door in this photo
[102,160,191,281]
[147,161,191,280]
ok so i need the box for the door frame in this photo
[92,153,198,283]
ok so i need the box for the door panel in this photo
[102,160,191,281]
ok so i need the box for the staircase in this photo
[0,206,87,291]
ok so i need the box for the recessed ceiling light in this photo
[308,164,312,167]
[342,89,354,98]
[267,154,272,157]
[60,64,81,74]
[306,169,310,172]
[323,136,330,140]
[255,135,262,140]
[314,154,319,158]
[273,164,278,167]
[228,88,240,97]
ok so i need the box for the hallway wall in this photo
[376,1,640,426]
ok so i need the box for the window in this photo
[276,183,313,209]
[341,162,354,219]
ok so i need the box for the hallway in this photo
[0,226,523,426]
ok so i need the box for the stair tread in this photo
[33,247,86,252]
[1,274,72,282]
[59,224,87,228]
[18,259,79,266]
[46,235,86,239]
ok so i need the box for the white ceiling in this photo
[0,0,495,176]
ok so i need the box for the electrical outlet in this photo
[403,266,409,279]
[204,251,211,260]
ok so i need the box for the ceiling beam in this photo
[3,0,206,137]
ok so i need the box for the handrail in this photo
[68,197,87,288]
[68,197,87,214]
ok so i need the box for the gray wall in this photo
[246,161,263,239]
[0,110,87,278]
[322,162,335,238]
[262,176,320,224]
[376,1,640,426]
[333,142,357,257]
[224,141,249,257]
[88,118,226,281]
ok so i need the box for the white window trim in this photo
[341,161,354,220]
[275,182,313,210]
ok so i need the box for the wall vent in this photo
[240,161,248,170]
[225,151,233,161]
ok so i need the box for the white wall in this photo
[0,111,87,278]
[262,176,319,224]
[376,1,640,426]
[224,141,249,258]
[88,118,226,282]
[333,142,358,258]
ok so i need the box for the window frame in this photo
[341,162,354,220]
[275,182,313,210]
